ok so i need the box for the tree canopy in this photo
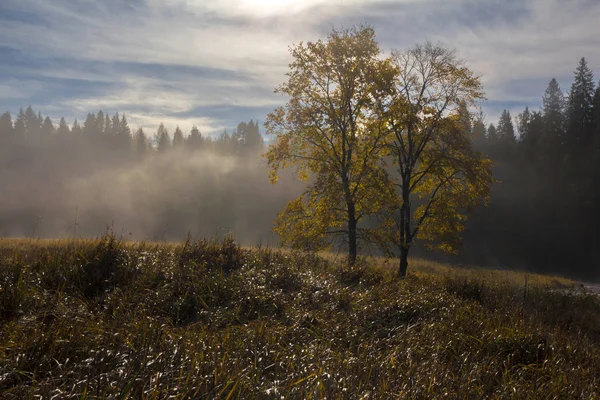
[265,25,395,264]
[265,26,494,276]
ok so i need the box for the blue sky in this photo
[1,0,599,136]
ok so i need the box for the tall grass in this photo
[1,234,599,398]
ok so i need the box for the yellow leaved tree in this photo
[383,43,494,278]
[264,25,396,265]
[266,28,494,277]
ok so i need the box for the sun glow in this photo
[237,0,324,15]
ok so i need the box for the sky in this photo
[1,0,599,137]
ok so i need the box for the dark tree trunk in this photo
[397,175,411,278]
[348,204,357,266]
[398,246,409,278]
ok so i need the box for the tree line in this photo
[460,57,600,279]
[0,107,264,164]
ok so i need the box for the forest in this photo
[0,57,599,280]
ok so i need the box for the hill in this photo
[1,235,600,398]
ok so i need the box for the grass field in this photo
[1,234,600,398]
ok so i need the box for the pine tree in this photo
[104,113,112,136]
[109,113,121,149]
[497,110,516,143]
[155,123,170,152]
[14,108,26,137]
[487,123,498,143]
[519,110,544,162]
[172,126,184,148]
[538,78,566,171]
[25,106,40,136]
[471,116,487,151]
[517,107,531,140]
[0,112,13,138]
[111,113,120,137]
[96,110,105,135]
[117,114,131,149]
[41,116,54,136]
[71,119,82,136]
[133,127,148,158]
[243,119,263,152]
[186,126,202,151]
[542,78,565,136]
[0,112,13,160]
[56,117,70,137]
[37,111,44,135]
[566,57,595,150]
[82,113,96,137]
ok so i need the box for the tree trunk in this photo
[398,245,409,278]
[397,178,411,279]
[348,210,357,266]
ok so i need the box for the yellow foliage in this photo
[264,28,495,270]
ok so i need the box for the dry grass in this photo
[1,234,599,398]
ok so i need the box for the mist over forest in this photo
[1,56,600,280]
[0,116,303,244]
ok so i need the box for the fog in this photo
[0,111,302,244]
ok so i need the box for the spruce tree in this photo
[71,119,82,136]
[517,107,530,140]
[56,117,71,137]
[109,113,121,149]
[566,57,595,150]
[155,123,170,152]
[96,110,105,135]
[186,126,202,151]
[82,113,97,137]
[497,110,516,142]
[172,126,184,148]
[41,116,54,136]
[134,127,148,158]
[539,78,566,172]
[542,78,565,138]
[487,123,498,143]
[104,113,112,136]
[117,114,131,148]
[0,112,13,138]
[25,106,39,136]
[14,108,26,137]
[471,116,487,151]
[244,119,263,152]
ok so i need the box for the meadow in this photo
[1,234,599,399]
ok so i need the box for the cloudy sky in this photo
[1,0,599,136]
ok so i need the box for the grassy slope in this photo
[1,235,599,399]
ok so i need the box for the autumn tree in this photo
[383,42,493,278]
[265,25,395,265]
